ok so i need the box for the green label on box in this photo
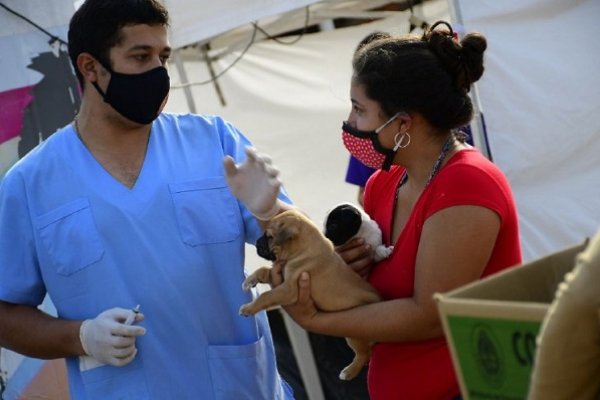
[447,315,542,400]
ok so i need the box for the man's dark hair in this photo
[68,0,169,87]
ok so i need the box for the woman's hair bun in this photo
[423,21,487,93]
[459,32,487,88]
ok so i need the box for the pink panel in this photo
[0,86,34,145]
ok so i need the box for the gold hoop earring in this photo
[393,131,411,150]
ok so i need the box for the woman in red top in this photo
[283,21,522,399]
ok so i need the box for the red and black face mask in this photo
[341,112,408,171]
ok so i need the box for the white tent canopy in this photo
[449,0,600,260]
[162,0,321,49]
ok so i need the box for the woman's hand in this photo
[281,272,320,330]
[335,237,375,279]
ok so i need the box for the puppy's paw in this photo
[339,366,359,381]
[373,245,394,262]
[239,303,255,317]
[242,277,259,291]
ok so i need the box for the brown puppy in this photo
[240,209,381,380]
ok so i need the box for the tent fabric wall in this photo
[0,0,74,37]
[450,0,600,261]
[162,0,321,48]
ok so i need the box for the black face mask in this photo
[92,62,170,125]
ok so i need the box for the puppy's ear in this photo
[273,224,299,246]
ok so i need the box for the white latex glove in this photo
[224,146,282,220]
[79,307,146,367]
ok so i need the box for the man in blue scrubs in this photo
[0,0,295,398]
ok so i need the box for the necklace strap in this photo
[396,133,456,197]
[73,118,88,149]
[427,134,455,184]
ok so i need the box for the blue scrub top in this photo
[0,113,293,399]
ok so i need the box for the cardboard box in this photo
[435,241,587,400]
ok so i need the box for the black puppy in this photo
[324,203,393,262]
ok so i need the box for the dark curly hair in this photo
[352,20,487,131]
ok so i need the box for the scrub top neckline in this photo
[68,123,157,209]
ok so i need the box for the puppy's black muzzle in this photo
[256,233,277,261]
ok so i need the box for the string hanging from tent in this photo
[170,6,312,107]
[251,6,310,45]
[172,5,312,91]
[0,2,67,48]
